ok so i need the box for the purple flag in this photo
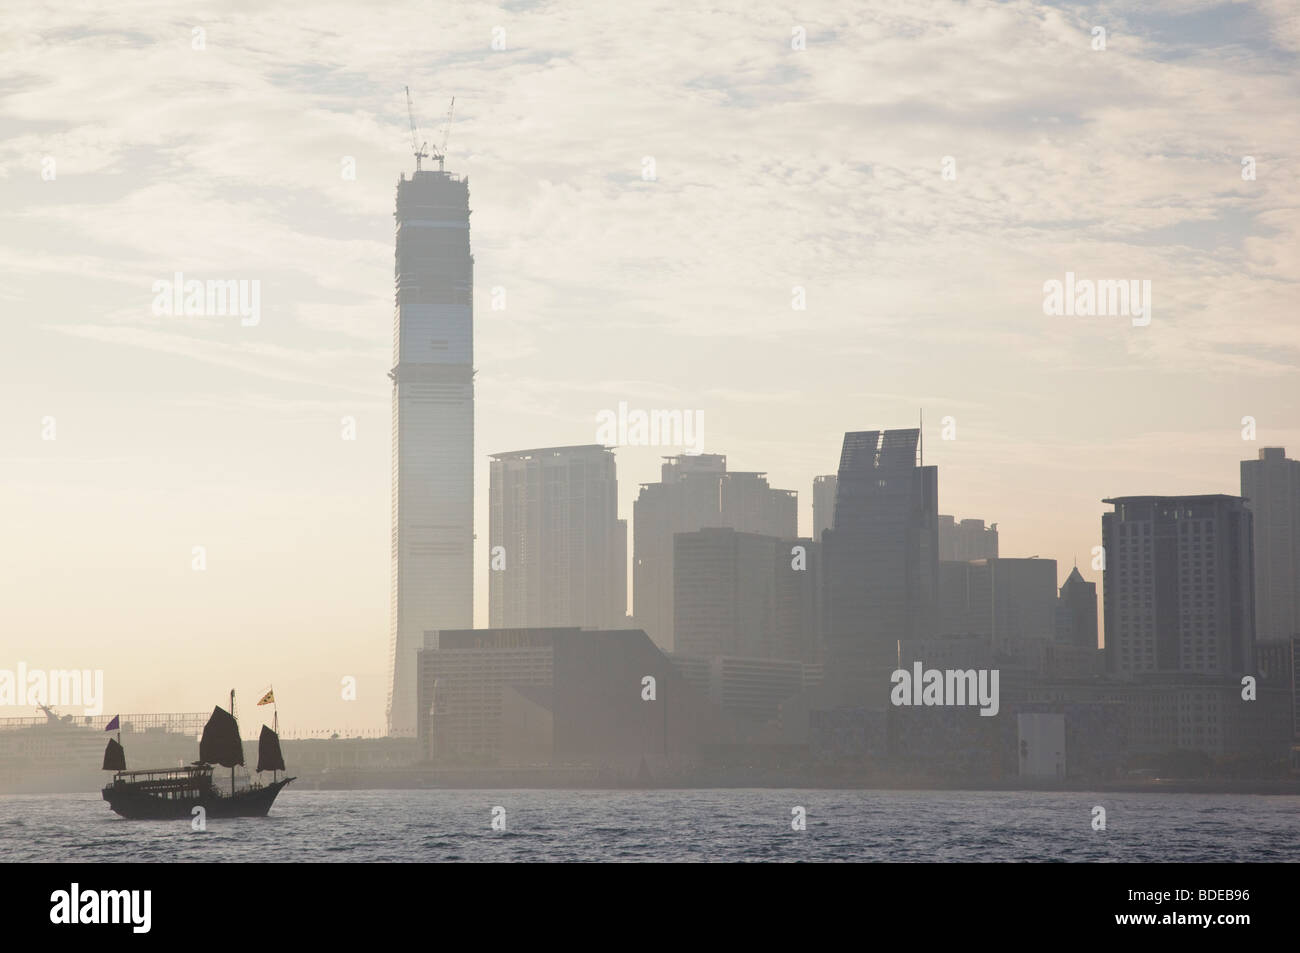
[104,715,119,732]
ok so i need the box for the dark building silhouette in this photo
[938,515,999,561]
[416,627,714,768]
[1020,675,1288,758]
[1291,637,1300,747]
[671,654,821,727]
[822,429,938,701]
[812,474,837,542]
[633,454,795,652]
[938,557,1058,646]
[1056,565,1099,651]
[1102,495,1255,677]
[672,527,819,663]
[488,445,626,630]
[1241,447,1300,645]
[388,166,474,737]
[1254,637,1300,754]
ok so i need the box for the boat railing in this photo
[110,765,211,782]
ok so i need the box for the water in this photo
[2,789,1297,862]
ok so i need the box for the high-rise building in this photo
[1241,447,1300,645]
[812,475,837,542]
[488,445,626,630]
[1102,495,1255,677]
[632,454,795,652]
[938,516,999,561]
[1056,566,1099,651]
[938,557,1058,647]
[672,528,819,663]
[822,429,938,700]
[387,166,475,736]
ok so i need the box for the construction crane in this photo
[404,85,429,172]
[430,96,455,172]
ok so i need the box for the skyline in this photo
[4,0,1299,734]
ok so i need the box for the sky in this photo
[2,0,1297,735]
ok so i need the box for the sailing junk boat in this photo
[257,724,286,775]
[101,691,294,820]
[103,737,126,772]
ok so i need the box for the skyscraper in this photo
[812,475,837,542]
[1056,565,1098,651]
[938,557,1058,646]
[673,527,819,662]
[1241,448,1300,645]
[822,429,938,700]
[488,445,626,630]
[1101,495,1254,677]
[938,515,999,561]
[633,454,796,652]
[387,166,475,737]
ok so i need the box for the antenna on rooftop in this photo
[430,97,455,173]
[405,86,429,172]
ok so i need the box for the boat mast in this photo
[230,688,236,796]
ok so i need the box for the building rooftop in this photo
[489,444,612,461]
[1102,494,1245,504]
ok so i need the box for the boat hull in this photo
[103,777,295,820]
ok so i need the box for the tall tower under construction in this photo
[387,162,474,737]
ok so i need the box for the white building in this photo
[489,445,626,630]
[387,168,475,736]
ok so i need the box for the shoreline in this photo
[283,772,1300,796]
[6,769,1299,798]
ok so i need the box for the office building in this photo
[1101,495,1255,677]
[633,454,795,652]
[489,445,626,630]
[812,475,837,542]
[387,164,475,736]
[938,557,1058,647]
[670,655,821,723]
[822,429,938,701]
[1241,448,1300,644]
[1056,566,1099,651]
[672,528,818,662]
[938,516,999,561]
[417,627,713,766]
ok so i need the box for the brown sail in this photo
[198,705,245,767]
[102,737,126,771]
[256,724,285,773]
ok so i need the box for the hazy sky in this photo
[2,0,1297,735]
